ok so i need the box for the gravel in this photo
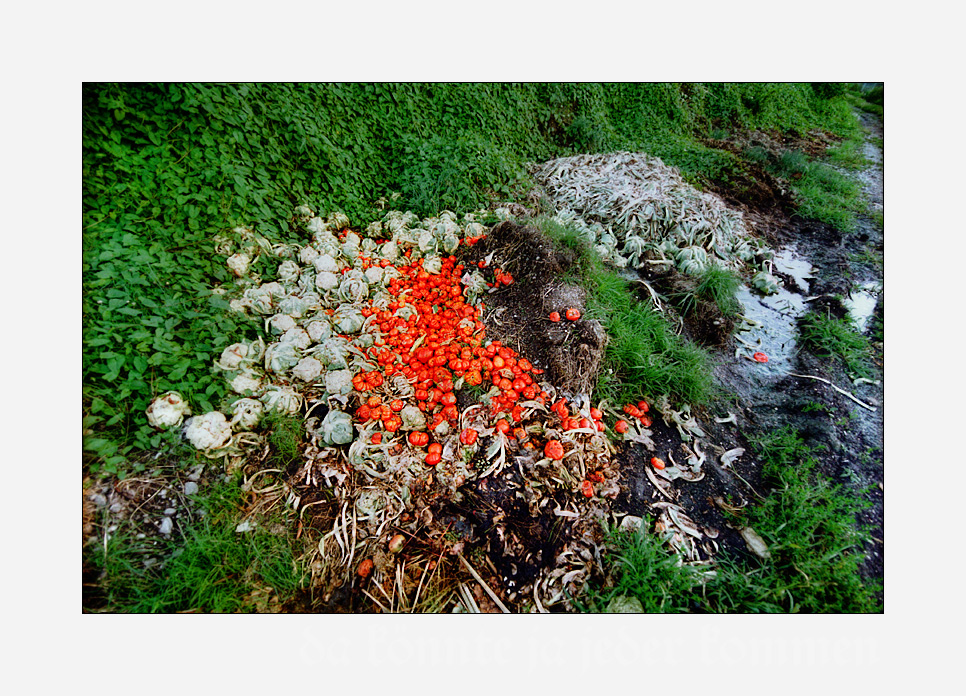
[184,481,199,496]
[159,517,174,535]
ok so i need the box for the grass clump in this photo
[705,429,880,613]
[86,478,303,613]
[580,526,704,613]
[534,216,714,407]
[586,428,881,613]
[792,160,864,231]
[264,411,305,468]
[798,310,873,377]
[673,264,742,319]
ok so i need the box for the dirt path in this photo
[698,109,885,580]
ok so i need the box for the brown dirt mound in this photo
[461,221,608,396]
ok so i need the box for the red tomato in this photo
[459,428,478,446]
[548,311,561,322]
[544,439,564,460]
[615,420,629,434]
[565,308,581,321]
[651,457,666,470]
[580,480,594,498]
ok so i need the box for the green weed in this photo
[586,428,881,613]
[798,310,873,376]
[673,264,742,319]
[580,525,704,613]
[707,428,880,613]
[792,161,864,231]
[264,411,305,468]
[801,401,831,414]
[86,478,303,613]
[826,134,868,169]
[778,150,809,177]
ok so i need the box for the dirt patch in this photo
[461,220,608,397]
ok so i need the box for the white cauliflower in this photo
[277,260,301,284]
[261,385,303,415]
[230,370,263,395]
[305,319,332,344]
[216,343,249,371]
[280,326,312,350]
[184,411,232,450]
[324,369,355,395]
[313,253,340,274]
[267,313,297,335]
[292,356,323,382]
[299,245,320,265]
[146,391,192,429]
[315,271,339,292]
[278,295,308,318]
[227,253,251,277]
[364,266,384,285]
[230,398,264,431]
[261,281,286,298]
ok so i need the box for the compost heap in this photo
[145,207,655,609]
[535,151,784,294]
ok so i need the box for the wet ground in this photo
[702,110,885,580]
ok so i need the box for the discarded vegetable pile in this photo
[143,207,669,607]
[535,151,784,295]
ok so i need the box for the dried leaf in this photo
[720,447,745,468]
[739,527,771,560]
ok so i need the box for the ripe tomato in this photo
[548,311,561,322]
[565,308,581,321]
[580,480,594,498]
[459,428,479,446]
[651,457,666,470]
[615,419,629,434]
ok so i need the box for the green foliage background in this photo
[83,82,858,474]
